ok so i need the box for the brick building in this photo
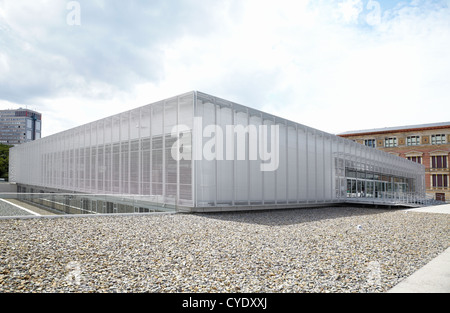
[338,122,450,202]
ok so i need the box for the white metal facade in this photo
[9,91,425,212]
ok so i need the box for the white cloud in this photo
[337,0,364,23]
[232,0,450,133]
[0,52,8,73]
[1,0,449,137]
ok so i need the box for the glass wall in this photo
[9,91,426,212]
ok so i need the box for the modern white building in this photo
[9,91,426,213]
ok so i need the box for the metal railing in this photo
[345,191,443,207]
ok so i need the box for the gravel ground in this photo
[0,207,448,293]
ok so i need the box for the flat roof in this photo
[338,122,450,136]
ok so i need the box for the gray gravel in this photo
[0,207,448,293]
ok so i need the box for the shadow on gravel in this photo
[196,206,399,227]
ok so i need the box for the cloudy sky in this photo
[1,0,449,137]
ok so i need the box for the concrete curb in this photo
[387,204,450,293]
[387,247,450,293]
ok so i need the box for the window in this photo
[364,139,376,148]
[431,155,448,169]
[407,136,420,146]
[432,174,448,188]
[385,137,397,147]
[407,156,422,164]
[106,202,114,214]
[431,134,446,145]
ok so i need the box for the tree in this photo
[0,144,11,181]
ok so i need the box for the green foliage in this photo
[0,144,11,181]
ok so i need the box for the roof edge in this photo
[338,122,450,137]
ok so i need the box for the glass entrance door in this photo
[347,178,357,198]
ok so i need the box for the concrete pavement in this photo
[404,203,450,215]
[388,203,450,293]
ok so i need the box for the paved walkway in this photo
[388,203,450,293]
[6,198,56,216]
[404,203,450,215]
